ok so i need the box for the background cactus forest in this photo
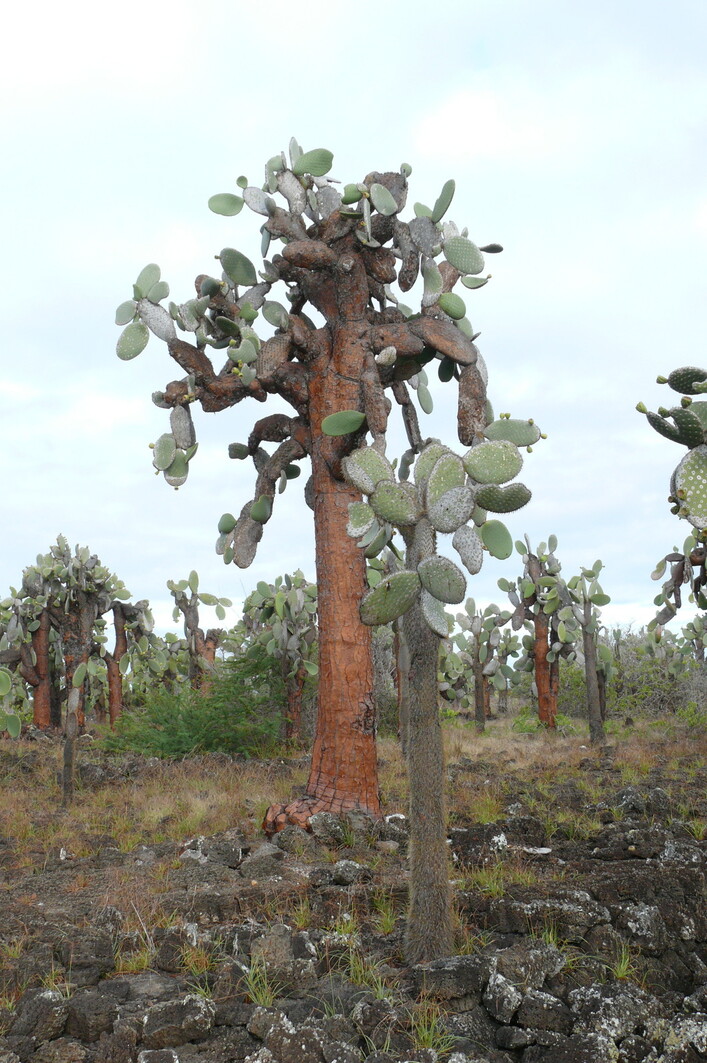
[2,143,707,969]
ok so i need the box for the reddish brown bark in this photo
[264,319,380,833]
[534,611,556,728]
[284,662,307,743]
[106,605,129,727]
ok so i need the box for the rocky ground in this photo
[0,726,706,1063]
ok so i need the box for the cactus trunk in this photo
[533,610,556,729]
[264,322,380,831]
[403,519,454,964]
[30,610,52,729]
[582,600,606,745]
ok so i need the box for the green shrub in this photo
[102,645,285,759]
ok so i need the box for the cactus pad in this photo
[475,482,532,513]
[667,367,707,395]
[674,444,707,529]
[414,442,450,486]
[347,501,376,538]
[428,485,475,533]
[343,447,395,493]
[417,556,467,603]
[426,453,466,508]
[670,407,705,448]
[360,570,421,625]
[170,406,196,449]
[152,433,177,472]
[443,236,484,275]
[484,418,541,447]
[480,519,513,559]
[452,525,484,575]
[321,410,366,436]
[369,481,422,526]
[438,292,467,320]
[163,450,189,488]
[420,589,452,636]
[463,439,523,484]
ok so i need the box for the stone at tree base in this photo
[331,860,371,886]
[408,954,487,1000]
[32,1039,89,1063]
[58,930,115,986]
[239,843,285,880]
[483,968,523,1023]
[516,988,574,1034]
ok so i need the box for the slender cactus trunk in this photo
[583,601,606,745]
[403,519,453,965]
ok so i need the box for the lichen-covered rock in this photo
[331,860,372,886]
[568,983,665,1041]
[494,940,565,991]
[141,995,215,1050]
[9,989,68,1041]
[408,954,487,1000]
[239,842,285,880]
[483,968,523,1023]
[517,988,574,1034]
[490,889,610,941]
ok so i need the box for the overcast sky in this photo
[3,0,707,639]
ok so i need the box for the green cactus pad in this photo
[484,418,542,447]
[421,590,452,636]
[208,193,244,216]
[426,453,467,508]
[343,447,395,493]
[363,523,391,558]
[443,236,484,275]
[480,519,513,559]
[452,525,484,575]
[646,410,682,442]
[152,433,177,471]
[369,183,399,216]
[341,184,363,204]
[164,450,189,488]
[116,320,149,360]
[347,501,376,538]
[218,513,237,535]
[688,401,707,431]
[671,407,705,448]
[219,248,257,287]
[463,439,523,484]
[170,406,196,449]
[417,556,467,604]
[115,300,137,326]
[414,442,450,486]
[438,292,467,320]
[430,179,455,223]
[417,383,434,414]
[476,482,532,513]
[438,357,456,383]
[674,444,707,529]
[369,481,422,526]
[250,495,273,523]
[667,366,707,395]
[360,570,421,625]
[134,263,161,298]
[428,485,476,533]
[0,669,11,697]
[321,410,366,436]
[292,148,334,177]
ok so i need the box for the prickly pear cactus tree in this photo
[565,562,611,745]
[500,535,575,729]
[116,141,521,831]
[242,571,318,741]
[342,425,537,963]
[649,533,707,627]
[0,667,20,738]
[1,537,132,729]
[455,598,511,732]
[167,572,230,689]
[680,614,707,665]
[638,367,707,534]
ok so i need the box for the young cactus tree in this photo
[242,571,318,741]
[564,562,611,745]
[342,422,537,964]
[116,141,509,830]
[455,599,509,733]
[167,573,230,689]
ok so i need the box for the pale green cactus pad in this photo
[152,433,177,472]
[417,556,467,604]
[675,444,707,528]
[421,589,452,636]
[428,485,475,533]
[443,236,484,275]
[485,418,541,447]
[452,525,484,575]
[342,447,395,494]
[414,442,451,486]
[369,481,422,526]
[360,570,421,625]
[476,482,532,513]
[347,501,376,538]
[426,453,466,508]
[480,519,513,559]
[463,439,523,485]
[438,292,466,320]
[164,450,189,488]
